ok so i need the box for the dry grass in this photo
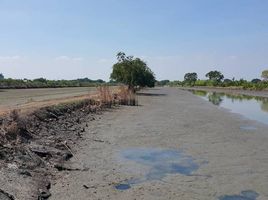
[95,85,137,107]
[117,86,137,106]
[97,86,114,108]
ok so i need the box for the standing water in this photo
[189,90,268,125]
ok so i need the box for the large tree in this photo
[205,70,224,82]
[0,73,4,80]
[261,70,268,80]
[110,52,156,89]
[184,72,197,86]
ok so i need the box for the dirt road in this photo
[50,87,268,200]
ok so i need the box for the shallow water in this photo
[218,190,259,200]
[240,126,257,131]
[190,90,268,125]
[116,148,199,190]
[115,184,131,190]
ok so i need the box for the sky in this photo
[0,0,268,81]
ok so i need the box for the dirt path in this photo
[50,87,268,200]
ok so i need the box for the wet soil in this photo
[49,88,268,200]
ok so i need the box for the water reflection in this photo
[190,90,268,125]
[207,93,223,106]
[218,190,259,200]
[116,148,200,190]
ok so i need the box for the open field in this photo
[48,87,268,200]
[0,87,97,115]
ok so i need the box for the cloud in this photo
[228,55,238,60]
[0,56,22,61]
[55,56,83,62]
[97,58,115,63]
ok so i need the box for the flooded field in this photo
[189,90,268,125]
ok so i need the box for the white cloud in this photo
[97,58,114,63]
[55,56,83,62]
[0,55,22,61]
[228,55,238,60]
[72,57,83,61]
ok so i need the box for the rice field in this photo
[0,87,97,114]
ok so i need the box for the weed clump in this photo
[97,86,137,106]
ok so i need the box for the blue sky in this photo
[0,0,267,81]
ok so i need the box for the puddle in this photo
[218,190,259,200]
[115,184,131,190]
[240,126,257,131]
[116,148,200,190]
[189,90,268,125]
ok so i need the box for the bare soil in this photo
[1,87,268,200]
[0,87,97,115]
[48,88,268,200]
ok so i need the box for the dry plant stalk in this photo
[117,86,137,106]
[97,86,113,108]
[96,85,137,107]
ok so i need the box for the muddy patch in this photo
[116,148,199,190]
[240,126,257,131]
[218,190,259,200]
[115,183,131,190]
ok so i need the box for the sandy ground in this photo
[48,87,268,200]
[0,87,97,115]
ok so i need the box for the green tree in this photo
[205,70,224,82]
[251,78,261,84]
[0,73,4,80]
[110,52,156,90]
[156,80,170,86]
[261,70,268,80]
[184,72,197,86]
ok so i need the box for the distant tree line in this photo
[0,76,107,89]
[169,69,268,90]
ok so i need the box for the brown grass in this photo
[113,86,137,106]
[95,85,137,107]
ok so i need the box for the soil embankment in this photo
[0,86,135,199]
[0,99,104,199]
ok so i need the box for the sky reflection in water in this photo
[190,90,268,125]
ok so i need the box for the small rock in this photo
[83,184,89,189]
[18,170,32,177]
[7,163,18,170]
[38,189,51,200]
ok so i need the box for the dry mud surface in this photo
[49,87,268,200]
